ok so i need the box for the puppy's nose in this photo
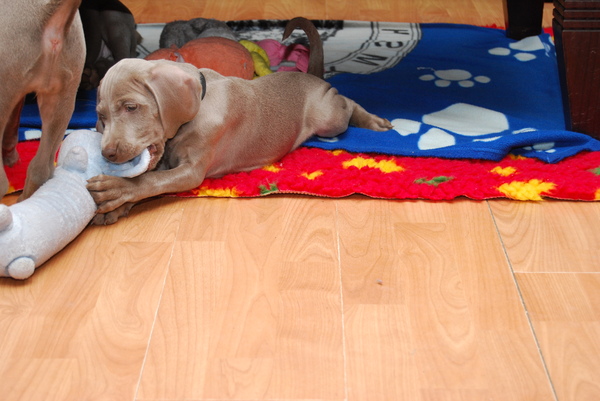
[102,146,118,162]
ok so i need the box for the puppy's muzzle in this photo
[102,146,119,162]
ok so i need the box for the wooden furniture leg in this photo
[553,0,600,138]
[503,0,545,39]
[504,0,600,138]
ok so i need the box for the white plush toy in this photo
[0,130,150,280]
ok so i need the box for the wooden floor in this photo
[2,1,599,400]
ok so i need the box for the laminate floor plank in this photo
[137,197,346,400]
[517,273,600,401]
[0,198,184,401]
[337,199,555,401]
[489,201,600,273]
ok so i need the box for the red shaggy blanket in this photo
[6,140,600,201]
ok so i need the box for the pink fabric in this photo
[257,39,310,73]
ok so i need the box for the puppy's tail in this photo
[282,17,324,79]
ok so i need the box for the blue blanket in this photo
[19,89,97,139]
[19,22,600,163]
[305,23,600,163]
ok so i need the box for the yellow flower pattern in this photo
[194,187,240,197]
[498,179,556,200]
[342,157,404,173]
[301,171,324,180]
[263,164,282,173]
[491,166,517,177]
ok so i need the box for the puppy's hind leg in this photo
[315,93,393,140]
[348,99,393,132]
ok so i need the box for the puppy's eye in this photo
[125,104,138,112]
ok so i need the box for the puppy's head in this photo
[96,59,202,170]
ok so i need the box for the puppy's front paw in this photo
[87,174,134,214]
[91,203,135,225]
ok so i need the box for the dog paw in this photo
[368,116,394,132]
[91,213,119,226]
[80,67,101,90]
[19,174,50,201]
[91,203,135,225]
[380,117,394,131]
[87,174,133,213]
[352,110,394,132]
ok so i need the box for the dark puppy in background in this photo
[0,0,85,199]
[159,18,237,49]
[79,0,140,89]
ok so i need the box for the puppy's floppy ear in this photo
[146,63,202,138]
[95,86,104,133]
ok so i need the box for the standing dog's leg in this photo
[20,91,78,200]
[0,97,25,196]
[2,99,25,168]
[19,2,85,199]
[0,0,84,199]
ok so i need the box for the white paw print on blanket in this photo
[391,103,553,152]
[489,36,550,62]
[522,142,556,154]
[418,68,491,88]
[506,129,555,154]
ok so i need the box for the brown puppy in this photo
[0,0,85,199]
[87,18,392,225]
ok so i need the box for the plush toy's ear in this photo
[146,63,203,138]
